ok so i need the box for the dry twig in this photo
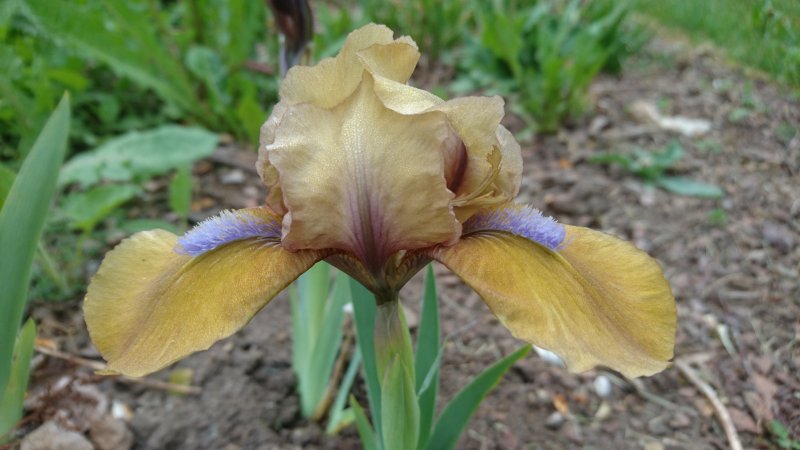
[35,345,201,395]
[675,359,743,450]
[605,372,696,415]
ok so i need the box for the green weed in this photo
[590,141,724,198]
[455,0,647,133]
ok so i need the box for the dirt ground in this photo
[10,37,800,450]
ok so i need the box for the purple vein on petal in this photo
[176,209,282,256]
[464,204,566,250]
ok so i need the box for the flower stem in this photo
[373,298,419,450]
[374,299,414,381]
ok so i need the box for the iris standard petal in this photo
[84,226,325,377]
[429,221,676,378]
[267,74,460,269]
[259,24,422,202]
[278,24,419,109]
[371,78,522,219]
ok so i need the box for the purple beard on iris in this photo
[175,205,567,259]
[176,210,283,257]
[463,206,566,251]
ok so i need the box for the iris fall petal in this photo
[429,225,676,377]
[84,228,325,377]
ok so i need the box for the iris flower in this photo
[84,25,675,379]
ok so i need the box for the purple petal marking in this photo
[463,205,566,250]
[176,209,282,256]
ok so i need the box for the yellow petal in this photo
[371,79,521,219]
[84,230,325,377]
[430,226,676,377]
[356,37,420,82]
[258,102,289,213]
[259,25,422,203]
[267,74,460,267]
[278,24,419,109]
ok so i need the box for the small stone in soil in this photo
[669,412,692,429]
[21,421,94,450]
[89,415,134,450]
[643,441,665,450]
[562,421,584,444]
[545,411,565,430]
[647,415,671,436]
[594,401,612,420]
[594,375,612,398]
[220,168,246,184]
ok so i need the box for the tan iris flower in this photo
[84,24,676,379]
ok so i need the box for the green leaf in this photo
[168,166,193,223]
[235,93,267,147]
[381,357,419,450]
[480,12,523,77]
[291,262,329,376]
[59,126,218,188]
[0,319,36,443]
[656,176,724,198]
[305,270,351,418]
[350,278,382,444]
[45,68,90,92]
[60,184,141,232]
[0,164,15,211]
[426,346,531,450]
[326,347,362,434]
[415,265,440,449]
[652,141,685,169]
[588,152,634,169]
[0,94,69,398]
[184,46,226,110]
[350,396,379,450]
[23,0,198,114]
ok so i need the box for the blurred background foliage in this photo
[0,0,797,303]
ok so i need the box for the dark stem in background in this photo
[267,0,314,76]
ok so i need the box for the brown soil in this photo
[12,37,800,449]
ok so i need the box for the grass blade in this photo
[415,265,440,448]
[0,319,36,443]
[426,345,531,450]
[0,93,70,394]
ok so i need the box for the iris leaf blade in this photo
[306,269,350,418]
[326,347,362,434]
[0,319,36,443]
[426,345,531,450]
[350,278,382,444]
[350,395,379,450]
[414,265,440,448]
[0,94,69,395]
